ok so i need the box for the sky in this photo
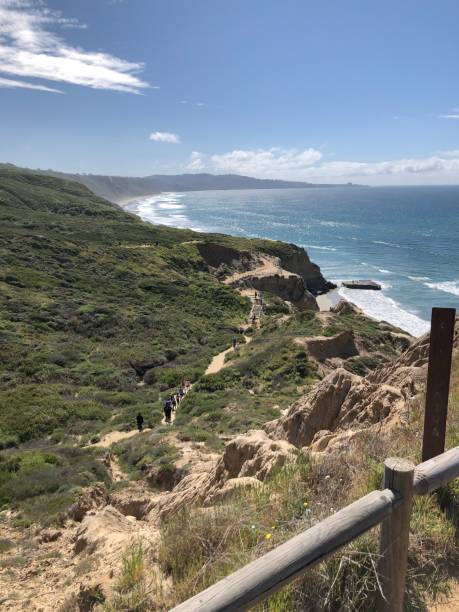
[0,0,459,185]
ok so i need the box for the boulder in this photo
[213,429,296,482]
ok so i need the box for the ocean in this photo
[125,186,459,337]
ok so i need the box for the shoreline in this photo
[121,192,431,338]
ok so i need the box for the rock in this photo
[68,484,108,522]
[156,431,295,517]
[74,506,132,554]
[144,464,185,491]
[196,242,255,269]
[265,369,359,446]
[276,244,335,295]
[330,299,360,316]
[295,330,359,362]
[212,430,296,482]
[38,528,62,543]
[233,272,318,310]
[73,505,156,555]
[265,323,459,453]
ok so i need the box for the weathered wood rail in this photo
[171,446,459,612]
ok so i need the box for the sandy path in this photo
[224,254,288,285]
[92,428,151,448]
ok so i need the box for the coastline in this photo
[121,191,432,338]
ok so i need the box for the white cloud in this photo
[189,146,459,185]
[149,131,181,144]
[0,74,62,92]
[186,151,205,171]
[0,0,149,93]
[439,114,459,119]
[210,147,322,179]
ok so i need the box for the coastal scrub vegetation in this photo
[158,355,459,610]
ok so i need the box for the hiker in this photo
[252,314,257,326]
[136,412,144,432]
[164,398,172,423]
[179,386,185,400]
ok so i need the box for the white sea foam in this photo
[373,240,401,248]
[338,287,430,337]
[424,280,459,297]
[378,268,392,274]
[408,275,431,282]
[133,193,204,231]
[158,203,185,210]
[306,245,337,251]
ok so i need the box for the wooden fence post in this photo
[377,457,415,612]
[422,307,456,462]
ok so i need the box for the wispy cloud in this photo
[0,74,62,92]
[0,0,149,93]
[186,151,205,171]
[149,131,181,144]
[439,114,459,119]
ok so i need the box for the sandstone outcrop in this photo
[265,324,459,454]
[196,241,256,270]
[294,330,359,362]
[237,272,318,310]
[156,430,296,516]
[276,244,335,295]
[73,505,156,555]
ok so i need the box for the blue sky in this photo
[1,0,459,184]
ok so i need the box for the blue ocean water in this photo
[127,186,459,336]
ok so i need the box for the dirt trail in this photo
[224,254,288,285]
[92,428,151,448]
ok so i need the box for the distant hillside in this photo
[0,163,358,203]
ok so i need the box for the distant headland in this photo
[0,163,361,204]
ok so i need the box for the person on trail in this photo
[136,412,144,433]
[164,399,172,423]
[254,291,258,299]
[179,386,185,400]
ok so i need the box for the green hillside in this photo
[0,167,399,526]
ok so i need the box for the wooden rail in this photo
[171,446,459,612]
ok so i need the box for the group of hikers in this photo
[134,379,191,431]
[163,379,191,423]
[134,292,263,433]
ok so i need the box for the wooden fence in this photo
[171,447,459,612]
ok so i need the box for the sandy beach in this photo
[316,288,341,311]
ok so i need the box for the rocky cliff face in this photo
[234,273,318,310]
[277,245,336,295]
[265,319,458,455]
